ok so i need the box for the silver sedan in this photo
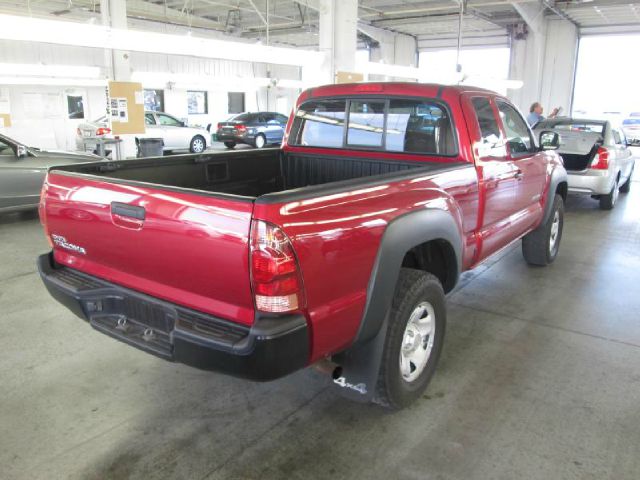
[534,118,635,210]
[0,133,102,213]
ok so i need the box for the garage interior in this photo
[1,1,639,479]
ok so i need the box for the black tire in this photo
[189,135,206,153]
[253,134,266,149]
[373,268,446,410]
[223,141,236,149]
[522,194,564,266]
[619,167,633,194]
[599,177,619,210]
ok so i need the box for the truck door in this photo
[463,94,520,262]
[495,100,547,237]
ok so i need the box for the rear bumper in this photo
[567,169,614,195]
[37,253,309,381]
[216,132,257,145]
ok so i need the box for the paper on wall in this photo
[117,98,128,123]
[134,91,144,105]
[110,98,120,122]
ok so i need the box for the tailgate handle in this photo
[111,202,145,220]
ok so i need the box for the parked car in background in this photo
[76,115,113,155]
[622,117,640,145]
[76,112,209,156]
[0,133,102,213]
[534,118,635,209]
[215,112,288,149]
[141,111,209,154]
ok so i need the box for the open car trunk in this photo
[556,131,602,171]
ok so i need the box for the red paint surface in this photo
[42,83,562,363]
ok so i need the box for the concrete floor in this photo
[1,172,640,480]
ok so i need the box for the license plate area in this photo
[86,295,176,358]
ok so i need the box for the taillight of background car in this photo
[591,146,610,170]
[95,127,111,136]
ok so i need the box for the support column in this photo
[539,19,578,115]
[358,23,417,81]
[317,0,358,83]
[101,0,131,81]
[508,2,547,112]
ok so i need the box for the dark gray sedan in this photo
[0,133,102,213]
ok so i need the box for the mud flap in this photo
[329,316,389,403]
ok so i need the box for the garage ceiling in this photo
[0,0,639,48]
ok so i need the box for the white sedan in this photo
[76,111,209,156]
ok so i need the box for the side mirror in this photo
[539,130,561,150]
[180,118,188,127]
[16,144,28,158]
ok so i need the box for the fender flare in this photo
[354,208,463,346]
[330,208,463,402]
[542,166,568,224]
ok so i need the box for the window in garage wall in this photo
[144,89,164,112]
[572,35,640,121]
[66,95,85,119]
[187,91,208,114]
[228,92,245,114]
[419,48,510,93]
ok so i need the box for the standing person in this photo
[527,102,559,127]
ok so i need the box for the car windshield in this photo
[538,121,605,136]
[92,116,107,124]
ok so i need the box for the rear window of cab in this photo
[290,98,457,156]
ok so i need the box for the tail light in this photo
[95,127,111,136]
[235,124,247,133]
[217,122,223,130]
[590,146,609,170]
[250,220,305,313]
[39,180,52,247]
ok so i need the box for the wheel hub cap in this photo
[399,302,436,383]
[549,211,560,253]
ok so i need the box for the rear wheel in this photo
[522,194,564,266]
[599,177,619,210]
[373,268,446,410]
[223,141,236,149]
[189,135,206,153]
[254,134,266,149]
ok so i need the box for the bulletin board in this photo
[336,71,364,84]
[108,81,145,135]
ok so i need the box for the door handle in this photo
[514,170,524,180]
[111,202,145,230]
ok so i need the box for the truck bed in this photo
[52,148,454,199]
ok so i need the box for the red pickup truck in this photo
[38,83,567,409]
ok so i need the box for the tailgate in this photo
[42,171,256,326]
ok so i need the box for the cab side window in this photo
[496,101,534,156]
[145,113,156,125]
[471,97,505,159]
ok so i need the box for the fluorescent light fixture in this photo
[0,76,107,86]
[131,72,304,90]
[0,63,100,78]
[0,13,323,68]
